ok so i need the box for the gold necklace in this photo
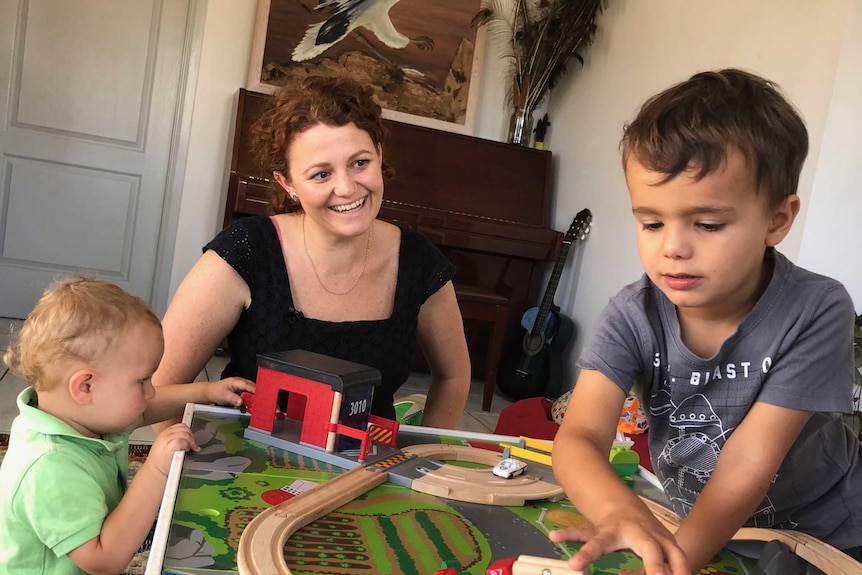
[302,214,373,296]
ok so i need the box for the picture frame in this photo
[246,0,487,135]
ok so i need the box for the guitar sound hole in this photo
[523,333,546,355]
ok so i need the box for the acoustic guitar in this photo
[496,208,592,401]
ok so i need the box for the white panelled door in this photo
[0,0,190,318]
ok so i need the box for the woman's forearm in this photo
[421,374,470,428]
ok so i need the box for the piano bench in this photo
[453,284,511,412]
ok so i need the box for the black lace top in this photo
[204,216,455,419]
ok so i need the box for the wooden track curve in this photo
[402,443,564,505]
[640,496,862,574]
[237,465,387,575]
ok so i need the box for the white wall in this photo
[797,0,862,309]
[169,0,862,388]
[168,0,257,298]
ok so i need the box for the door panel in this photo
[0,0,190,318]
[5,156,137,273]
[17,0,152,142]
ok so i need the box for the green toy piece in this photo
[609,445,640,477]
[393,393,425,426]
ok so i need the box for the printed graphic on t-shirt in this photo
[650,353,786,527]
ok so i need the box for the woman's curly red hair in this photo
[250,75,393,214]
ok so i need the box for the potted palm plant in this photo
[473,0,605,145]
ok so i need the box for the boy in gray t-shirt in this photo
[549,69,862,575]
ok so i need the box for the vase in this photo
[508,107,534,146]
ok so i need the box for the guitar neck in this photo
[530,238,574,337]
[526,209,592,339]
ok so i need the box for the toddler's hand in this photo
[548,507,689,575]
[146,423,200,476]
[205,377,255,408]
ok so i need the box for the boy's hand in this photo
[549,508,690,575]
[146,423,200,476]
[205,376,255,408]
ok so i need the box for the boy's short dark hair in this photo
[621,68,808,207]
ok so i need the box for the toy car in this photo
[492,458,527,479]
[239,391,255,414]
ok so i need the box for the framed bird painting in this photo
[247,0,487,135]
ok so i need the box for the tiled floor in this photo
[0,317,513,443]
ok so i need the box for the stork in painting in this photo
[292,0,433,62]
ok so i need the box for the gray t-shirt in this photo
[579,249,862,549]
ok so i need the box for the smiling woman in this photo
[152,75,472,434]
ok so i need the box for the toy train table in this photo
[143,351,853,575]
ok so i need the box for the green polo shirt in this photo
[0,387,131,575]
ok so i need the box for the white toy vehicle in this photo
[492,458,527,479]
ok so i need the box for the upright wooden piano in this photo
[224,89,562,411]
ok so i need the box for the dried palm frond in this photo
[473,0,604,113]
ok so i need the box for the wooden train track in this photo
[639,497,862,574]
[237,465,388,575]
[236,445,862,575]
[402,443,564,505]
